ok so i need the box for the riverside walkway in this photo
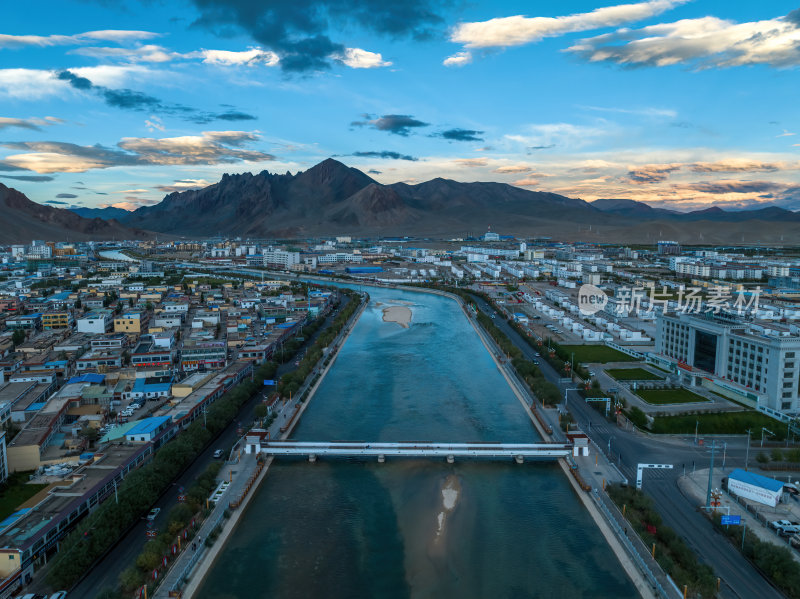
[259,440,573,460]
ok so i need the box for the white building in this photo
[76,312,113,334]
[262,250,300,268]
[656,312,800,412]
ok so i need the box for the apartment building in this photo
[41,311,73,330]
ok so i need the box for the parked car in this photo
[146,508,161,521]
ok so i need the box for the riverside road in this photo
[470,294,784,599]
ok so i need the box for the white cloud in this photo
[568,11,800,68]
[70,44,177,63]
[505,122,610,150]
[443,51,473,67]
[0,30,160,49]
[449,0,686,49]
[198,48,280,67]
[335,48,392,69]
[0,65,159,99]
[578,104,677,118]
[145,116,165,132]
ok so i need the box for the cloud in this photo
[187,0,445,72]
[55,192,78,198]
[568,10,800,69]
[513,177,540,187]
[351,151,418,161]
[69,44,178,63]
[145,116,165,132]
[434,128,484,142]
[334,48,392,69]
[443,51,472,67]
[493,165,532,174]
[113,189,149,194]
[578,104,677,118]
[453,158,488,168]
[449,0,686,50]
[154,178,213,193]
[0,30,160,49]
[351,114,429,136]
[56,69,256,124]
[198,48,280,67]
[0,130,274,174]
[674,180,790,195]
[367,169,382,174]
[627,163,682,183]
[0,174,55,182]
[0,116,63,131]
[689,160,784,173]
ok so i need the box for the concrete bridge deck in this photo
[258,441,573,460]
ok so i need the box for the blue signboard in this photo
[721,515,741,525]
[263,379,276,386]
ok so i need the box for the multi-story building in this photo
[76,311,113,334]
[180,340,227,371]
[656,312,800,413]
[113,311,149,334]
[262,250,300,268]
[658,240,681,255]
[0,430,7,485]
[131,336,175,370]
[41,311,73,330]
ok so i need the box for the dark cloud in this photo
[367,169,382,174]
[56,70,93,90]
[627,164,682,184]
[526,144,555,152]
[95,192,109,195]
[0,174,55,182]
[785,9,800,26]
[678,181,789,194]
[56,192,78,198]
[351,150,417,161]
[188,0,446,72]
[434,128,484,142]
[351,114,429,136]
[56,70,253,123]
[46,200,69,204]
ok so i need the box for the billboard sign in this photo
[721,515,741,525]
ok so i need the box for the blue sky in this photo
[1,0,799,212]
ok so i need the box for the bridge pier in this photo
[377,454,385,463]
[308,454,317,463]
[446,455,454,464]
[515,455,524,464]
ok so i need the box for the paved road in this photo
[469,293,785,599]
[65,294,350,598]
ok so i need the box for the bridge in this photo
[257,441,574,463]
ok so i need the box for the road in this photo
[469,293,785,599]
[65,293,350,598]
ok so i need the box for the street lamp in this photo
[695,420,699,443]
[761,427,775,448]
[608,435,614,456]
[564,388,579,408]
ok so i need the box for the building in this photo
[262,250,300,268]
[130,336,174,370]
[658,240,681,255]
[41,311,73,330]
[656,312,800,412]
[180,340,227,372]
[0,431,7,484]
[113,311,148,334]
[76,311,113,334]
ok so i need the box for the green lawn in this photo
[606,367,664,381]
[0,472,48,521]
[651,411,787,439]
[560,345,638,364]
[637,388,708,405]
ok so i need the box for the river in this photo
[198,287,636,598]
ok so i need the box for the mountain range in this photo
[2,158,799,244]
[0,183,151,244]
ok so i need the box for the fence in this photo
[592,490,679,599]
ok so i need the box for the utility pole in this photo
[695,420,699,443]
[745,429,751,471]
[706,441,716,508]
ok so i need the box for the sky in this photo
[1,0,800,213]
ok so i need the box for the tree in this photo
[11,329,25,346]
[756,451,769,464]
[628,406,648,429]
[80,426,99,444]
[770,448,784,462]
[122,351,131,366]
[254,404,268,421]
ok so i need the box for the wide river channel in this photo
[198,286,636,598]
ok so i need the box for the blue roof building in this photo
[125,416,174,443]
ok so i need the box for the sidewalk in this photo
[153,453,259,598]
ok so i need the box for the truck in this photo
[769,519,800,535]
